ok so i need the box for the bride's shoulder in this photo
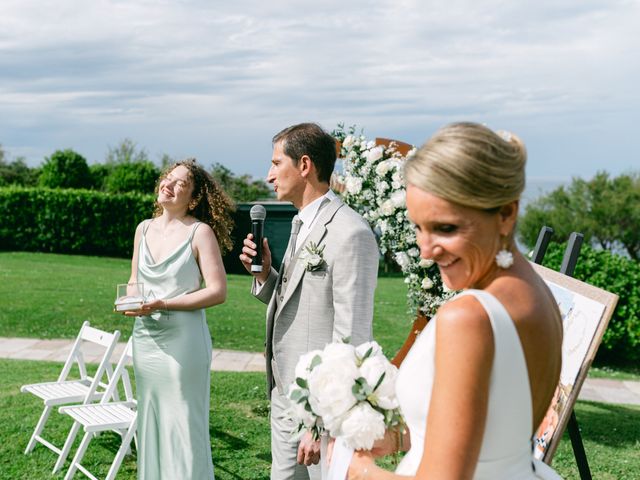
[436,294,493,341]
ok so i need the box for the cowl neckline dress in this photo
[132,220,215,480]
[395,289,562,479]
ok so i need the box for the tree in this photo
[104,162,160,194]
[210,163,273,202]
[105,138,149,164]
[519,171,640,260]
[0,144,39,187]
[102,139,160,193]
[39,149,92,189]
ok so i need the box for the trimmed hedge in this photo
[0,187,154,257]
[541,241,640,365]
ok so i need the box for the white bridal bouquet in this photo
[286,340,403,451]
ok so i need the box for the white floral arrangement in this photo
[333,124,453,317]
[286,340,403,450]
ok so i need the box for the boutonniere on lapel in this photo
[301,242,326,272]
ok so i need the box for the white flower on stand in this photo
[390,189,406,208]
[364,146,384,163]
[380,199,396,216]
[419,258,434,268]
[345,177,363,195]
[333,123,454,318]
[375,160,391,176]
[421,277,434,290]
[394,252,411,271]
[342,135,355,148]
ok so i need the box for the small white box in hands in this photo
[114,283,146,312]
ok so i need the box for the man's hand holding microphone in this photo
[239,205,272,284]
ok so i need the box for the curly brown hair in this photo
[153,158,235,255]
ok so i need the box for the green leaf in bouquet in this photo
[373,371,386,392]
[296,378,308,389]
[310,354,322,370]
[361,346,374,362]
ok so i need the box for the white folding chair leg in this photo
[105,421,137,480]
[53,421,81,473]
[25,405,53,454]
[64,431,94,480]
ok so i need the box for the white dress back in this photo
[395,290,562,479]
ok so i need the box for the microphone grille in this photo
[250,204,267,221]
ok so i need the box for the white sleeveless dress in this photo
[395,290,562,479]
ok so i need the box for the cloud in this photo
[0,0,638,178]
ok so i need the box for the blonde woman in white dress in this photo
[347,122,564,479]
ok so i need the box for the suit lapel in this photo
[278,197,344,311]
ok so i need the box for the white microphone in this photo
[249,205,267,273]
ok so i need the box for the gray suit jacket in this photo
[252,196,378,396]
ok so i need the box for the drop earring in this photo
[495,237,514,269]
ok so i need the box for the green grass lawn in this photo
[0,251,413,357]
[2,359,639,480]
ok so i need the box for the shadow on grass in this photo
[573,401,640,448]
[210,427,250,450]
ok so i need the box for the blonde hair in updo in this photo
[404,122,526,210]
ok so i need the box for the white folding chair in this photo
[20,321,121,473]
[60,338,136,480]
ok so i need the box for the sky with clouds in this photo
[1,0,638,186]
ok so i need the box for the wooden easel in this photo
[530,227,592,479]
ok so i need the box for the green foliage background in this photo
[541,242,640,365]
[519,172,640,261]
[38,149,93,190]
[0,187,154,257]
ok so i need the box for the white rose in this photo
[391,180,402,190]
[342,135,355,148]
[421,277,434,290]
[380,199,395,216]
[375,160,390,176]
[366,140,376,149]
[294,349,323,381]
[364,146,384,164]
[419,258,434,268]
[359,355,399,410]
[340,403,386,450]
[308,355,359,433]
[407,248,420,258]
[345,177,362,195]
[394,252,411,270]
[390,189,406,208]
[375,180,389,194]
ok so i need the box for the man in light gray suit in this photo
[240,123,378,480]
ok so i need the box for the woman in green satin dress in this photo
[123,159,234,479]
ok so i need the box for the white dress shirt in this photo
[294,189,337,252]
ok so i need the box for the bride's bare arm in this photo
[415,296,493,479]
